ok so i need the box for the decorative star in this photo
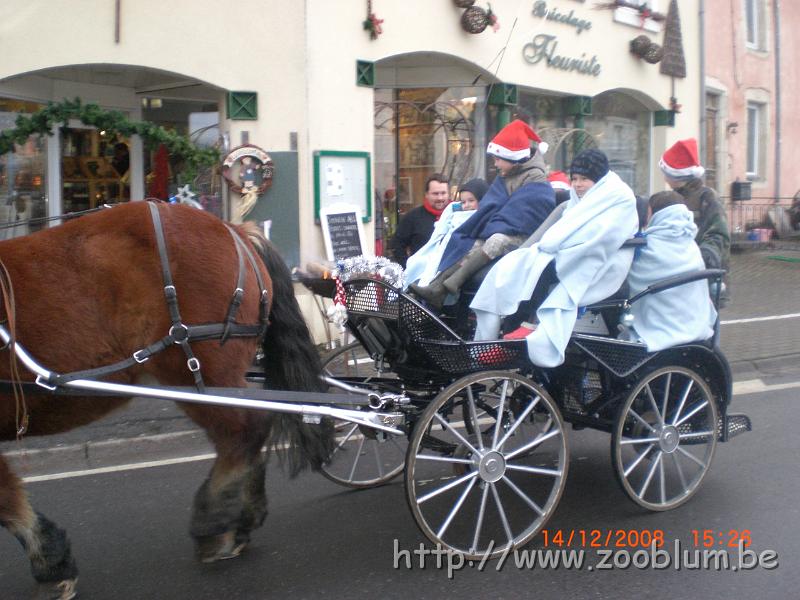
[175,184,203,209]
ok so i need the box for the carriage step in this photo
[722,413,752,441]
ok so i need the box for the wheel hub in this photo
[658,425,680,453]
[477,450,506,483]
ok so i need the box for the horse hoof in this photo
[33,579,77,600]
[196,531,244,563]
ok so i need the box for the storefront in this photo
[0,0,699,270]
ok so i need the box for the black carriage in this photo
[310,270,751,558]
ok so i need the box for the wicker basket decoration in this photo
[461,5,489,33]
[630,35,663,64]
[453,0,475,7]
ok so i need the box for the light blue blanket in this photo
[624,204,717,350]
[471,171,639,367]
[403,203,475,289]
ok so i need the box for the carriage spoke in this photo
[416,454,474,464]
[372,442,384,479]
[347,435,366,482]
[619,436,660,445]
[645,383,664,426]
[679,430,714,440]
[628,408,658,434]
[676,445,707,469]
[502,475,545,516]
[670,451,688,490]
[417,471,478,504]
[505,427,560,461]
[624,443,655,477]
[658,455,666,505]
[470,483,491,554]
[491,380,510,448]
[489,482,514,546]
[671,379,695,425]
[506,464,562,477]
[433,413,479,456]
[331,424,359,455]
[466,386,484,451]
[675,400,709,427]
[437,478,478,538]
[660,372,672,418]
[496,396,540,451]
[637,451,663,499]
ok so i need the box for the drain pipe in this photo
[773,0,782,204]
[698,0,706,166]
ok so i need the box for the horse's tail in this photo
[246,232,332,476]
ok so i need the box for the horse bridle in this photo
[45,202,270,391]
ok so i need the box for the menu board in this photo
[320,203,369,261]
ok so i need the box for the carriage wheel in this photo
[405,371,568,559]
[319,341,408,489]
[611,366,718,511]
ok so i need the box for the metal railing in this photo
[721,198,799,241]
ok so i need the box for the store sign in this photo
[523,34,602,76]
[531,1,592,34]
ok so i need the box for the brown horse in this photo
[0,202,331,599]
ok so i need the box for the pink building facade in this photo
[704,0,799,237]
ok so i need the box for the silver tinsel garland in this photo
[332,255,405,288]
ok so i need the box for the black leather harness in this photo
[46,202,269,391]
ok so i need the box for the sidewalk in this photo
[3,248,799,474]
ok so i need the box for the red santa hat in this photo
[659,138,705,179]
[486,119,545,162]
[547,170,570,191]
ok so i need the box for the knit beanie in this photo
[458,178,489,201]
[570,149,609,183]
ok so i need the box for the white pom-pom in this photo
[538,141,549,155]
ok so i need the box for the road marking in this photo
[721,313,800,325]
[18,379,799,483]
[22,453,216,483]
[733,378,800,395]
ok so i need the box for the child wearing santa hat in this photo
[659,138,730,304]
[410,119,555,308]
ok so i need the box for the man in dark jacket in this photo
[660,138,730,304]
[410,120,555,308]
[389,173,450,267]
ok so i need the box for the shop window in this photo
[0,98,47,239]
[61,127,130,213]
[746,101,766,180]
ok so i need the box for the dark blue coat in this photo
[438,176,555,272]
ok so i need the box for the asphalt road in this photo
[0,385,796,600]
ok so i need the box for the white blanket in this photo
[624,204,717,350]
[403,203,475,288]
[471,170,638,367]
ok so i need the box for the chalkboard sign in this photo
[320,203,370,261]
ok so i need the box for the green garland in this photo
[0,98,219,169]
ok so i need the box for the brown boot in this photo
[442,250,492,295]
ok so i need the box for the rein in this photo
[0,203,119,231]
[42,202,270,391]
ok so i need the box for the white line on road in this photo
[721,313,800,325]
[19,378,800,484]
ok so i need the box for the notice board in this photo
[320,203,369,261]
[313,150,371,222]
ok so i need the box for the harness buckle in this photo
[133,349,150,364]
[164,285,177,300]
[187,357,201,372]
[169,323,190,343]
[35,375,58,391]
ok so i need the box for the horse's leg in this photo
[0,455,78,599]
[184,408,270,563]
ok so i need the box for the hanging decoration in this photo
[629,34,663,64]
[594,1,666,24]
[669,96,682,113]
[453,0,475,7]
[171,184,203,210]
[221,144,274,218]
[0,98,218,169]
[659,0,686,78]
[460,3,499,34]
[363,0,384,40]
